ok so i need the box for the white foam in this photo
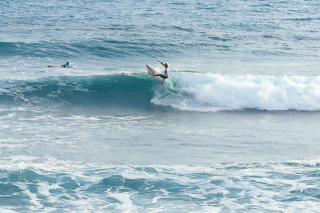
[152,73,320,111]
[108,191,137,213]
[1,156,320,212]
[289,158,320,166]
[0,208,19,213]
[14,183,43,210]
[37,183,61,203]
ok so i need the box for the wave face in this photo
[0,73,156,111]
[1,72,320,112]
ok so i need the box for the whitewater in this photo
[1,0,320,212]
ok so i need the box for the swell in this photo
[0,40,178,59]
[0,41,77,58]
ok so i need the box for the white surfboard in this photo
[146,64,176,92]
[146,64,165,83]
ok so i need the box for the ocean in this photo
[1,0,320,212]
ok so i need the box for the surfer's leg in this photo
[153,74,166,78]
[160,75,167,79]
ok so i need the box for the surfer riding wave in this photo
[153,59,169,79]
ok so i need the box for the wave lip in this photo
[152,73,320,112]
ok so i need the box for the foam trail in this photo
[1,156,320,212]
[152,73,320,111]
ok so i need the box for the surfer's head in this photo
[165,63,169,68]
[66,62,69,65]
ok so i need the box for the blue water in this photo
[1,0,320,212]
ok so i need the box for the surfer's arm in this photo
[157,59,165,67]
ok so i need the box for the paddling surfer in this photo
[47,62,72,68]
[61,62,71,68]
[153,59,169,80]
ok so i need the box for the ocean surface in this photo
[1,0,320,212]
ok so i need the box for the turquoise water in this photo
[1,0,320,212]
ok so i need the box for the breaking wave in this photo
[0,72,319,112]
